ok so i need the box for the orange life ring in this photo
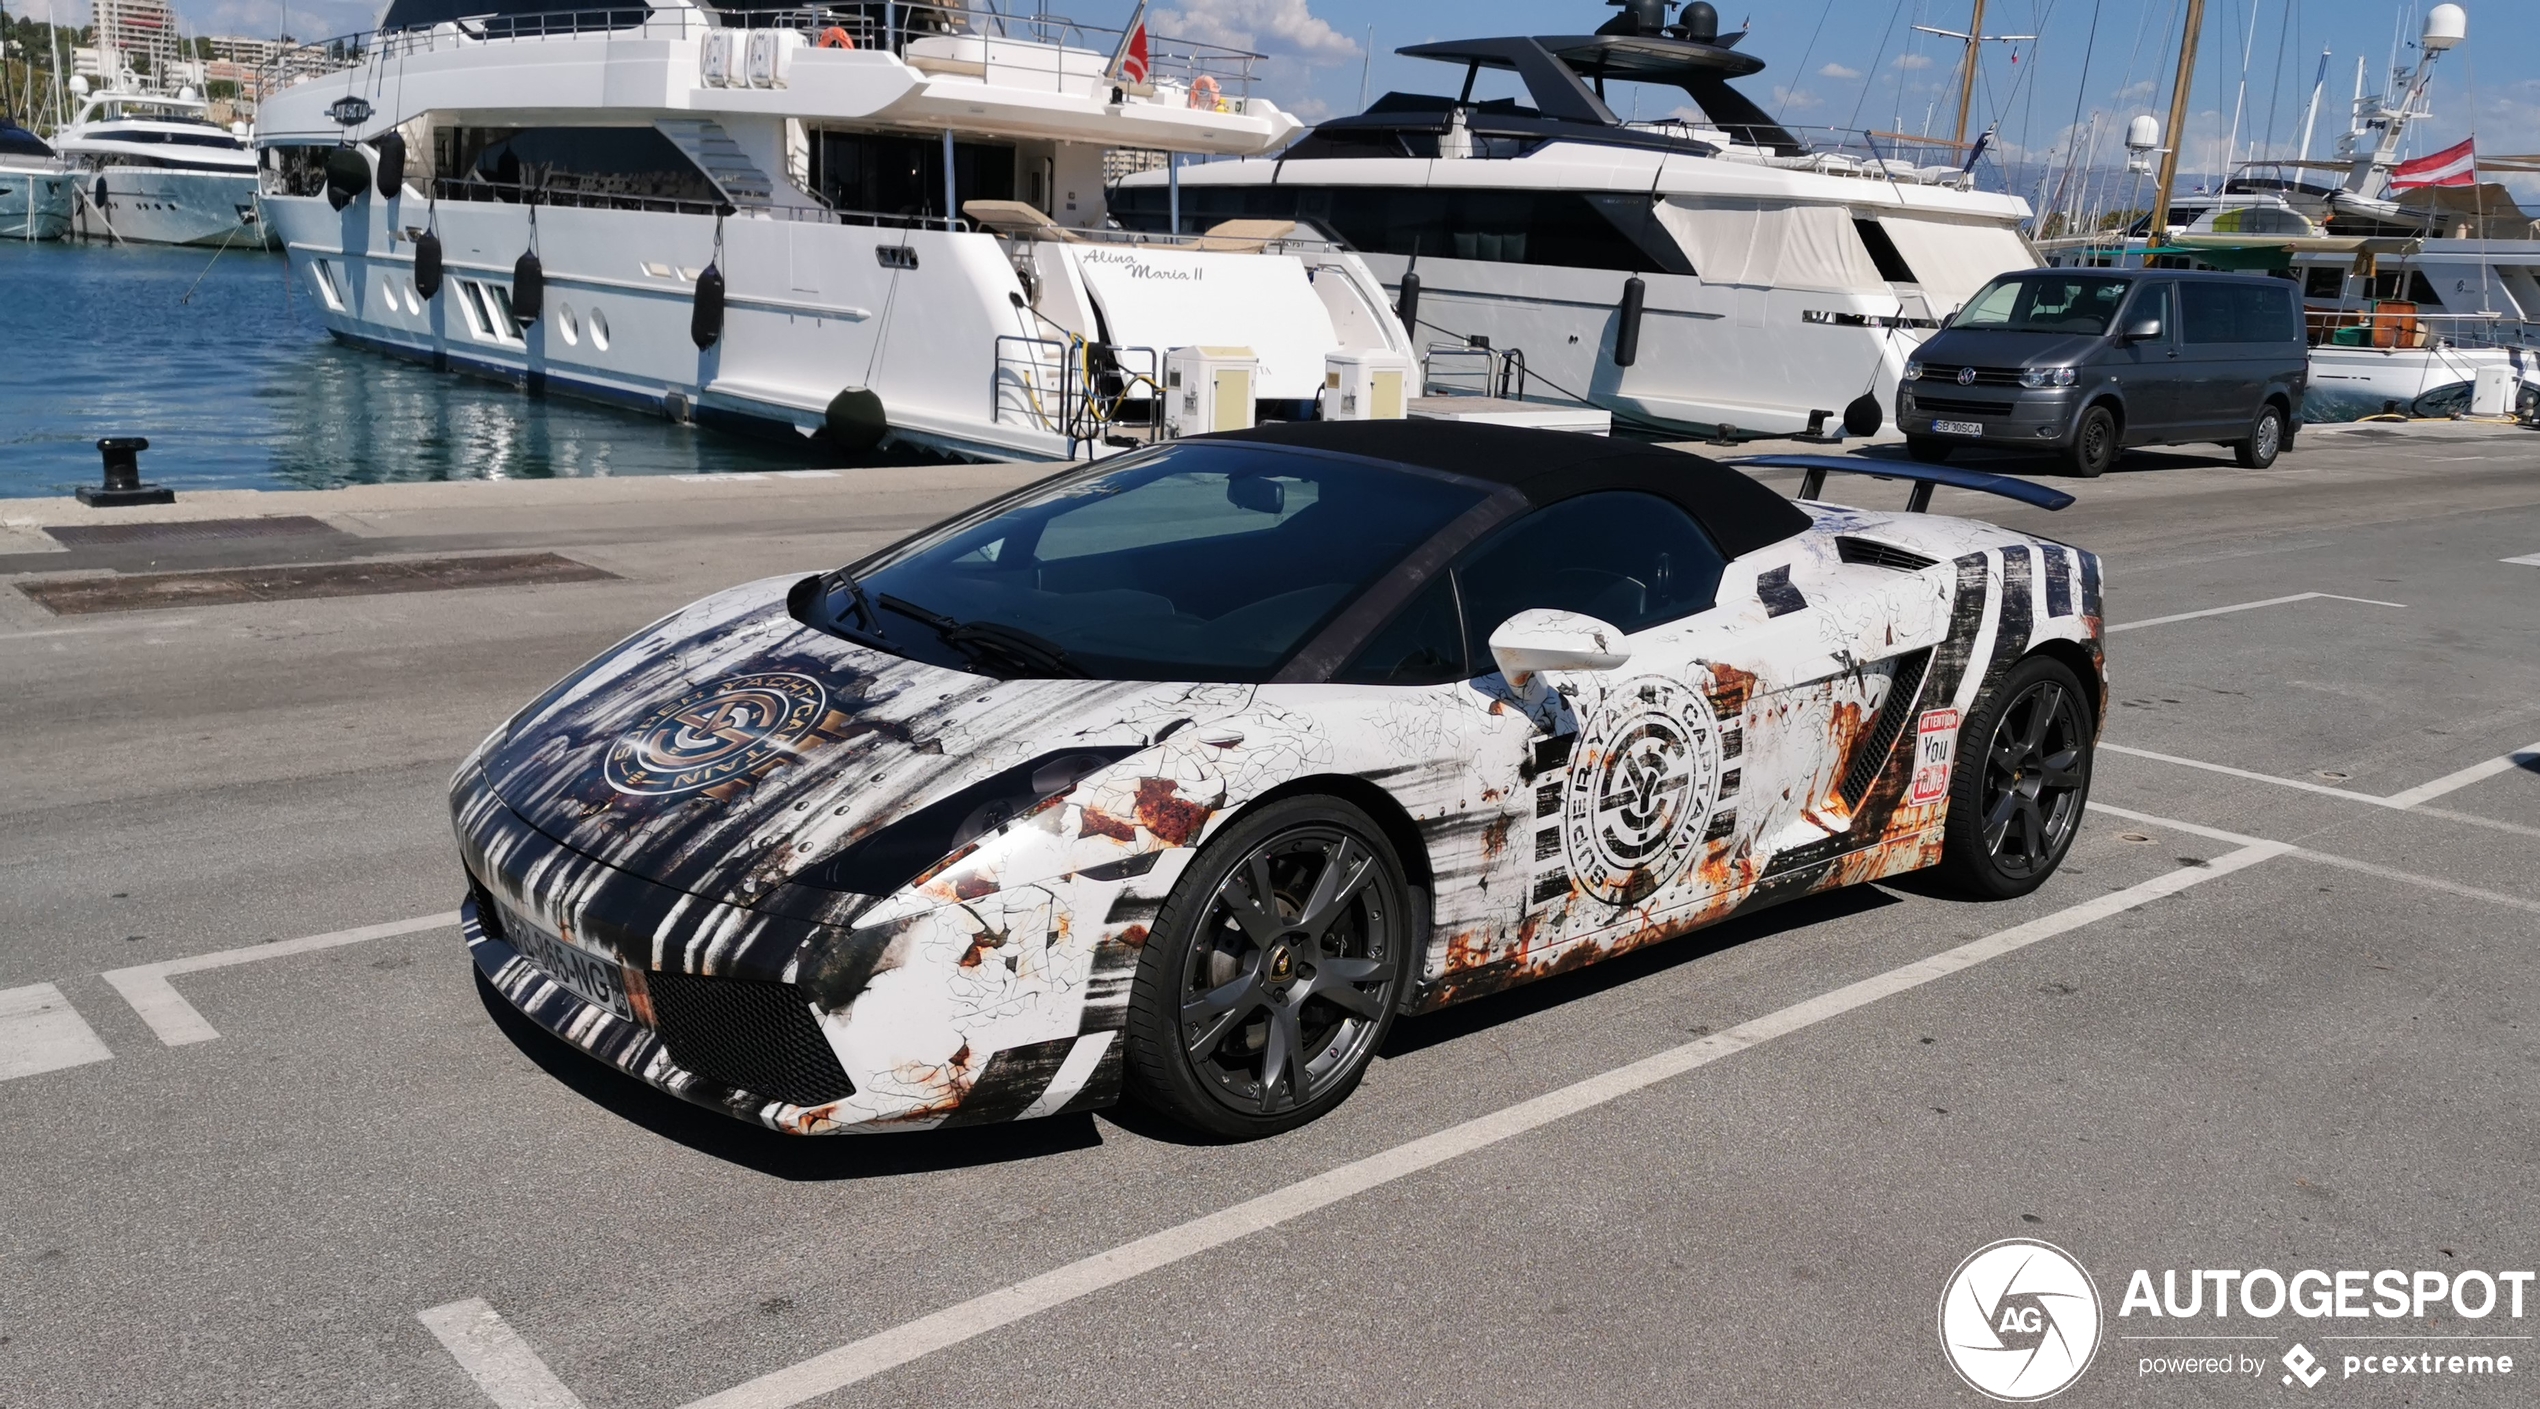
[817,26,855,49]
[1188,74,1221,110]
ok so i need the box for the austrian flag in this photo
[2390,136,2477,190]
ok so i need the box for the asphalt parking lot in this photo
[4,425,2537,1407]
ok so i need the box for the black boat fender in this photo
[1613,275,1646,368]
[372,131,406,200]
[511,250,543,325]
[413,230,443,300]
[323,147,368,209]
[825,387,887,452]
[690,263,725,349]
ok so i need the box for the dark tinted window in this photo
[1453,492,1728,668]
[1337,575,1465,685]
[2182,281,2300,343]
[0,123,55,158]
[2304,266,2343,299]
[2179,282,2235,344]
[1111,183,1685,273]
[1956,275,2133,333]
[1855,218,1916,282]
[809,130,1013,220]
[2124,282,2172,338]
[441,126,721,204]
[827,444,1487,681]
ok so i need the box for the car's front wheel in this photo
[1937,654,2095,899]
[1123,796,1414,1138]
[2066,404,2119,478]
[2234,403,2286,468]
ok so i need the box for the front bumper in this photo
[1898,387,2078,447]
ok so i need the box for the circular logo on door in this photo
[1560,678,1722,906]
[1938,1239,2103,1401]
[604,672,828,796]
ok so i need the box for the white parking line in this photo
[2103,740,2540,818]
[2505,553,2540,568]
[2107,592,2406,634]
[531,846,2269,1409]
[419,1300,589,1409]
[0,983,114,1081]
[102,912,458,1046]
[2091,803,2540,916]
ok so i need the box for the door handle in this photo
[2166,349,2180,359]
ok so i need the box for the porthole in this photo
[558,302,581,345]
[589,306,610,350]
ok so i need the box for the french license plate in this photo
[1933,419,1985,436]
[500,902,631,1020]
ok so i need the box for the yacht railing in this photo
[1618,120,1985,187]
[257,2,1264,110]
[421,174,968,229]
[992,334,1159,458]
[2306,309,2540,351]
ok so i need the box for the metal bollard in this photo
[78,437,175,507]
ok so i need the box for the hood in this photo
[1919,328,2109,370]
[476,576,1252,920]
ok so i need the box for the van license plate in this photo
[1933,420,1984,436]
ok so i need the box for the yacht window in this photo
[2365,269,2442,306]
[2303,266,2343,300]
[806,130,1014,222]
[0,123,54,158]
[442,126,722,207]
[309,260,345,311]
[1853,218,1917,282]
[1111,184,1678,273]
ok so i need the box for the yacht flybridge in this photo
[1118,0,2040,440]
[251,0,1409,460]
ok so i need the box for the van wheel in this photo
[2234,404,2285,468]
[1906,436,1952,464]
[2066,405,2118,478]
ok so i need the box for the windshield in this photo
[1954,275,2134,334]
[811,442,1491,681]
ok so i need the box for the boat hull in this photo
[2306,344,2536,420]
[0,169,75,240]
[80,167,266,247]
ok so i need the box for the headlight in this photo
[1903,360,1924,381]
[2019,366,2079,389]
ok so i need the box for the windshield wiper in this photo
[820,570,882,636]
[876,594,1083,678]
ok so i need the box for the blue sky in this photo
[55,0,2540,201]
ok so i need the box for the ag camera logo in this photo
[1940,1239,2104,1400]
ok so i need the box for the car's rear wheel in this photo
[1937,655,2095,899]
[2066,404,2118,478]
[1123,796,1413,1138]
[1906,436,1953,464]
[2234,403,2286,468]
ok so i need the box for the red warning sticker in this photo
[1911,708,1960,804]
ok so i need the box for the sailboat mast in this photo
[2295,47,2329,163]
[1952,0,1987,147]
[2149,0,2205,236]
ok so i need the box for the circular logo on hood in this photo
[605,672,828,796]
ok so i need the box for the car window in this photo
[1953,275,2133,333]
[2231,282,2300,343]
[1452,491,1729,670]
[835,443,1488,682]
[1335,574,1465,686]
[2124,282,2172,339]
[2180,282,2239,344]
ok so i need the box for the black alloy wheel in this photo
[1906,436,1953,464]
[2235,403,2286,468]
[1938,655,2095,899]
[2066,404,2118,478]
[1124,796,1413,1138]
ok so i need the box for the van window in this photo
[2182,281,2301,343]
[1953,275,2133,334]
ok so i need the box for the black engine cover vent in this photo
[1836,536,1940,573]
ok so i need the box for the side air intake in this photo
[1840,648,1933,808]
[644,970,856,1108]
[1837,537,1940,572]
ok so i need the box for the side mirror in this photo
[2119,317,2162,343]
[1488,609,1631,686]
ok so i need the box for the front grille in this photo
[1916,365,2023,387]
[1908,394,2012,417]
[1841,648,1933,808]
[1837,537,1940,573]
[644,970,856,1107]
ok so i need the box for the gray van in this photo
[1897,268,2309,477]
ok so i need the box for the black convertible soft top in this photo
[1210,420,1811,559]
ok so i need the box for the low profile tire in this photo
[2065,404,2119,478]
[1123,795,1414,1139]
[1937,654,2095,900]
[2234,403,2286,468]
[1906,436,1952,464]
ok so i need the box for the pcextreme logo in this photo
[1940,1239,2105,1401]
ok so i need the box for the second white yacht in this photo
[1117,1,2041,440]
[250,0,1412,462]
[0,119,75,240]
[56,82,265,246]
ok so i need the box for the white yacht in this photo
[249,0,1411,461]
[2037,3,2539,420]
[0,119,75,240]
[1117,1,2040,440]
[55,82,265,246]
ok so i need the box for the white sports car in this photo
[453,423,2104,1138]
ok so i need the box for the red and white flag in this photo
[2390,136,2477,190]
[1110,0,1151,84]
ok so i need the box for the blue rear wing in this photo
[1730,455,2077,513]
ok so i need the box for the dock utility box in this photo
[1322,349,1413,420]
[1166,347,1259,437]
